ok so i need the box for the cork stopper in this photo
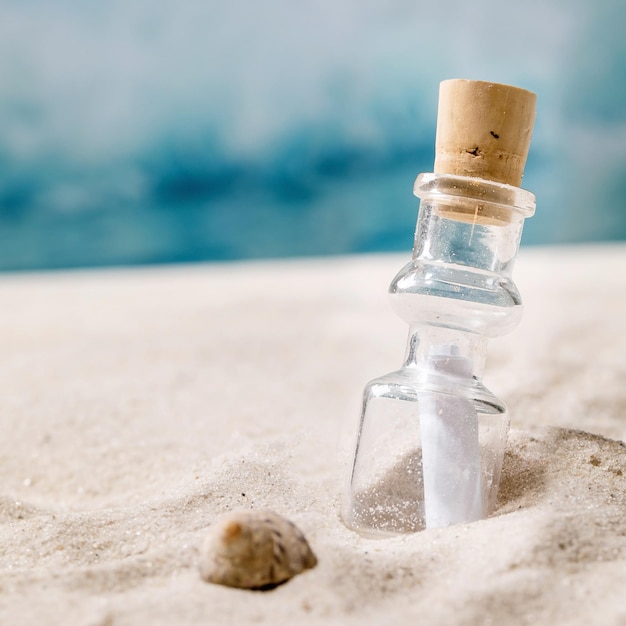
[434,79,536,187]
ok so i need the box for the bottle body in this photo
[346,370,509,535]
[343,173,535,536]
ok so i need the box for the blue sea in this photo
[0,0,624,271]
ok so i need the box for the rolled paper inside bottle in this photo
[419,344,484,528]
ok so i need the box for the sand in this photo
[1,244,626,625]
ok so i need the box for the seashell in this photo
[199,509,317,590]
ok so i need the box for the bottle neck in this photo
[403,324,488,381]
[412,202,523,278]
[389,173,533,338]
[411,172,534,278]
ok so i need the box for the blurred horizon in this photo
[1,0,625,271]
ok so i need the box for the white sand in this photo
[1,245,625,625]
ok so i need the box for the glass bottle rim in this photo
[414,172,536,217]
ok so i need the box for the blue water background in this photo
[0,0,625,271]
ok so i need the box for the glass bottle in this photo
[342,171,536,536]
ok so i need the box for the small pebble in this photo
[199,509,317,590]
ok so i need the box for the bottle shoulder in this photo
[388,259,523,336]
[364,366,506,414]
